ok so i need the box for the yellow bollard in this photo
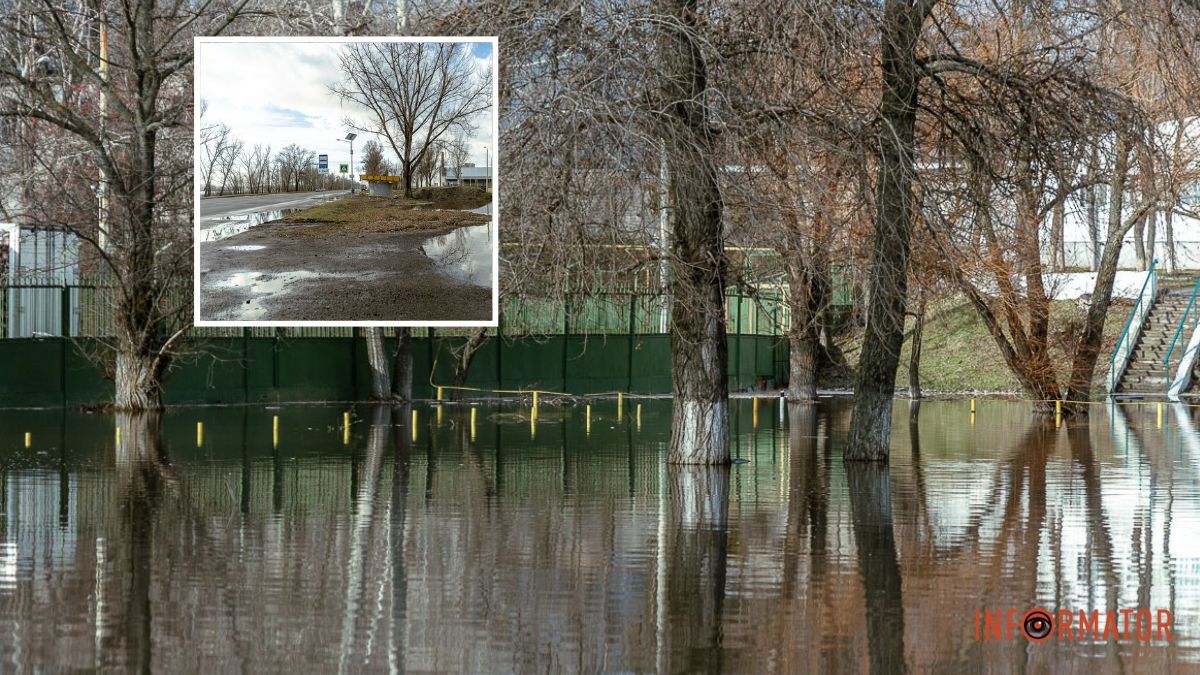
[1157,402,1163,429]
[197,422,204,448]
[636,404,641,431]
[437,386,443,401]
[470,407,477,441]
[586,403,592,435]
[343,411,351,445]
[532,391,539,412]
[617,392,623,423]
[753,397,759,428]
[969,413,975,428]
[1055,400,1062,416]
[970,399,976,413]
[273,415,279,449]
[530,413,536,439]
[115,426,121,446]
[411,409,418,443]
[23,432,30,448]
[437,405,443,425]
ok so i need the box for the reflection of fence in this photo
[2,275,790,338]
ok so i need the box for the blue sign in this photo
[318,154,328,171]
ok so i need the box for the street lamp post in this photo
[338,132,357,193]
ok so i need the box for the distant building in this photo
[444,166,493,189]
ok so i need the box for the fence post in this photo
[628,293,636,393]
[60,283,70,337]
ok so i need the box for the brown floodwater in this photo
[0,398,1195,672]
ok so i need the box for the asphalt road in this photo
[199,190,351,219]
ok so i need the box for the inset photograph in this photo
[194,37,496,325]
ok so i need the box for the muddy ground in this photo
[199,194,493,322]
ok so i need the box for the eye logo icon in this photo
[1022,608,1054,642]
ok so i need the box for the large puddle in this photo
[200,208,299,241]
[420,220,493,286]
[0,398,1197,671]
[209,269,369,320]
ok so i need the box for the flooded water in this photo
[200,208,300,241]
[0,398,1197,672]
[420,220,494,287]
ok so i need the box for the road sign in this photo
[339,163,349,174]
[318,154,328,171]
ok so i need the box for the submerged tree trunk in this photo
[365,328,392,400]
[114,351,163,411]
[391,328,413,401]
[661,0,730,464]
[847,0,929,461]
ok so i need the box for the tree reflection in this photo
[110,411,171,674]
[390,403,412,674]
[661,463,730,673]
[846,461,906,675]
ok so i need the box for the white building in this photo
[443,166,493,189]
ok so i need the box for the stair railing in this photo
[1108,258,1157,393]
[1164,275,1200,393]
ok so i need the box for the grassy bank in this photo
[826,296,1137,395]
[281,187,490,237]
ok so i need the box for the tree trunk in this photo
[391,328,413,401]
[1133,215,1147,271]
[661,0,730,465]
[908,294,925,400]
[365,327,392,399]
[1165,208,1177,273]
[1050,200,1065,271]
[114,350,163,411]
[847,0,928,462]
[450,328,488,401]
[1065,139,1133,409]
[786,264,821,402]
[1145,212,1157,270]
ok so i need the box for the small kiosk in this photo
[361,174,402,196]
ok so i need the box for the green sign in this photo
[339,163,349,174]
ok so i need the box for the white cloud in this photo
[198,40,495,173]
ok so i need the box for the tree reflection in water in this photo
[661,463,730,673]
[0,399,1194,671]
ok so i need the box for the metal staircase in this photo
[1110,260,1200,398]
[1114,292,1192,393]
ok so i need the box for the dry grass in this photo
[280,190,489,237]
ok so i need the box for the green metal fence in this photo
[3,274,790,339]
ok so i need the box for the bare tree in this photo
[359,138,391,176]
[332,42,491,198]
[846,0,936,461]
[0,0,249,410]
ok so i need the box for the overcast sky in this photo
[198,40,494,177]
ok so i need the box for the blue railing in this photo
[1108,259,1157,393]
[1164,276,1200,394]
